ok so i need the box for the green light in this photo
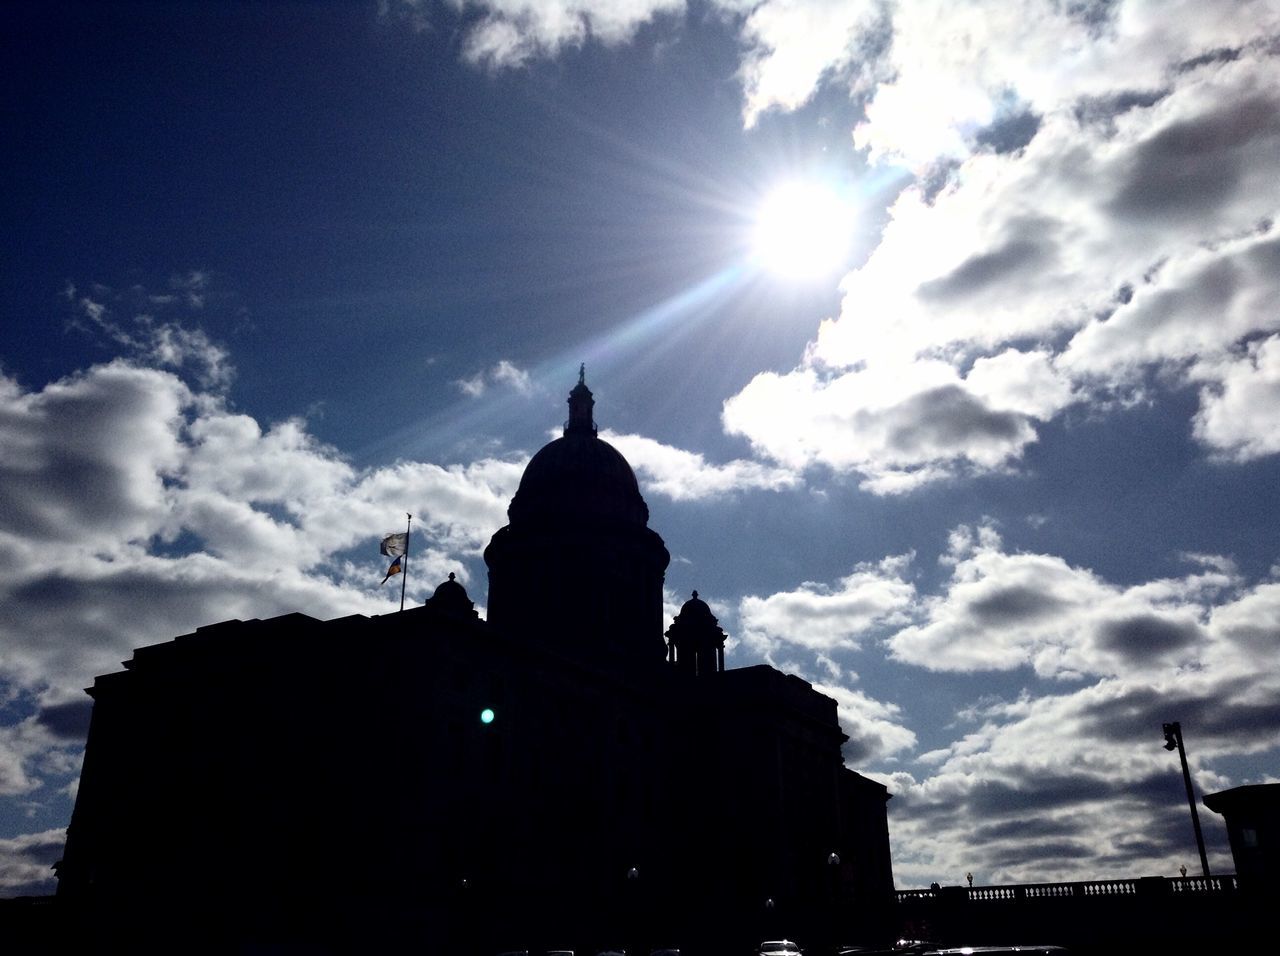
[479,708,495,725]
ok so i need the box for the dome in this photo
[508,432,649,528]
[666,590,724,641]
[675,590,714,622]
[483,368,670,661]
[506,366,650,529]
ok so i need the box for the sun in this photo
[751,180,854,279]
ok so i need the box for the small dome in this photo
[668,591,722,636]
[678,590,714,620]
[424,572,476,619]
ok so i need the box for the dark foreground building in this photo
[1205,783,1280,894]
[54,374,893,953]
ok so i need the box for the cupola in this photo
[665,590,726,676]
[423,572,478,621]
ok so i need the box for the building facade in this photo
[1205,783,1280,894]
[55,374,893,952]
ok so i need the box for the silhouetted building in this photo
[55,373,893,952]
[1206,783,1280,894]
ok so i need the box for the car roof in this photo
[924,948,1068,955]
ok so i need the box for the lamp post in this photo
[458,877,472,956]
[827,851,841,954]
[626,866,640,955]
[1162,721,1210,877]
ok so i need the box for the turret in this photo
[665,590,726,676]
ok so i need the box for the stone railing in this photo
[896,874,1238,904]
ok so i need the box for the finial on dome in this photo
[448,572,455,581]
[692,590,699,600]
[565,364,597,437]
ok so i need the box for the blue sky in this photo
[3,0,1280,894]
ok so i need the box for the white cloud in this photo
[964,349,1076,420]
[887,524,1234,679]
[0,828,63,896]
[745,519,1280,888]
[0,360,522,699]
[455,359,534,397]
[490,359,533,393]
[168,269,210,308]
[456,372,487,397]
[883,665,1269,885]
[388,0,1280,167]
[0,718,78,799]
[684,552,925,768]
[0,343,527,893]
[1061,232,1280,380]
[825,55,1280,372]
[1190,333,1280,461]
[735,0,881,126]
[387,0,687,68]
[739,553,917,653]
[603,430,799,500]
[853,0,1280,167]
[1208,578,1280,666]
[386,7,1280,487]
[723,36,1280,489]
[0,360,191,550]
[754,528,1280,884]
[722,362,1052,493]
[67,282,232,390]
[814,679,918,763]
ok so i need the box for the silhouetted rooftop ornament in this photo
[423,571,478,620]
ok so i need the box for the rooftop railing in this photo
[896,874,1237,904]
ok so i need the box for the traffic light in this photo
[479,707,495,725]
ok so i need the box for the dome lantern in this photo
[565,363,596,437]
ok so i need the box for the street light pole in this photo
[1162,721,1210,877]
[626,866,640,956]
[827,851,841,954]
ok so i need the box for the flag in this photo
[380,554,404,585]
[380,532,407,558]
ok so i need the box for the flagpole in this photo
[399,513,411,612]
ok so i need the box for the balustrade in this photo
[895,873,1237,904]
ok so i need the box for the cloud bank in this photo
[741,525,1280,883]
[383,6,1280,494]
[722,2,1280,492]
